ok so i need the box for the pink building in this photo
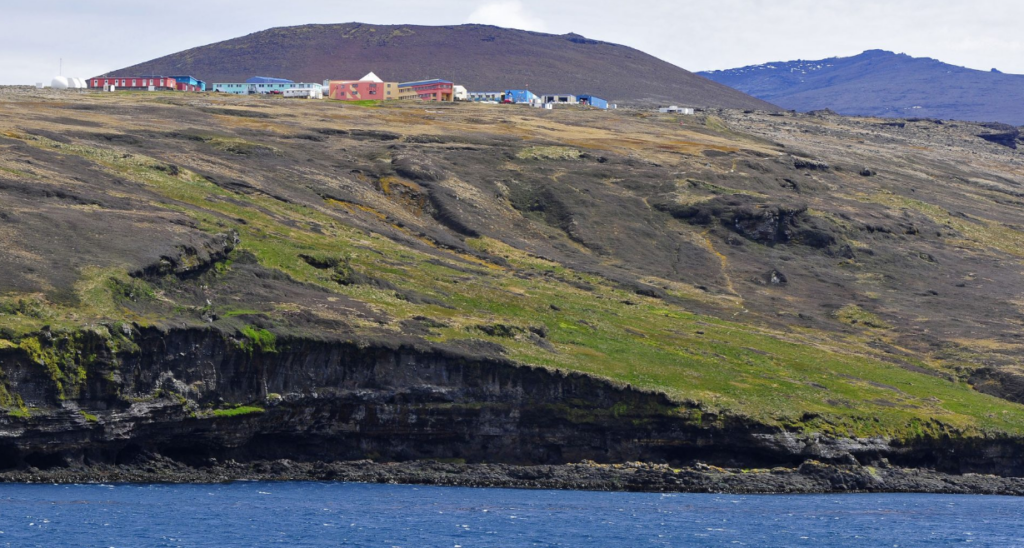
[328,72,397,101]
[398,79,454,102]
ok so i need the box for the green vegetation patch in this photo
[335,100,384,107]
[517,146,583,161]
[833,304,892,329]
[208,137,277,156]
[239,326,277,354]
[212,406,265,418]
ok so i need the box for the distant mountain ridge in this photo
[700,50,1024,125]
[109,22,776,109]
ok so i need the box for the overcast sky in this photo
[4,0,1023,85]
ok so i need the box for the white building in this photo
[51,76,87,90]
[467,91,502,103]
[659,106,695,115]
[453,85,468,101]
[542,94,578,105]
[284,87,324,99]
[360,72,384,83]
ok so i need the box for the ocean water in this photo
[0,482,1021,547]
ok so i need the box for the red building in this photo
[398,79,454,101]
[88,76,180,91]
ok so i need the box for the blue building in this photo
[503,90,540,104]
[171,75,206,91]
[246,76,294,84]
[578,95,609,109]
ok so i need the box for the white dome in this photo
[71,77,86,89]
[51,76,70,89]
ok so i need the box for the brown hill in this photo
[109,22,776,109]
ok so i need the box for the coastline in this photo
[3,459,1022,496]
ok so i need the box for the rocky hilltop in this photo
[2,88,1024,491]
[701,50,1024,125]
[110,22,776,109]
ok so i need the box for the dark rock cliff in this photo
[1,327,1022,477]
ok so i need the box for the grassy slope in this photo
[0,92,1023,440]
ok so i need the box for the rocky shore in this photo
[3,458,1023,496]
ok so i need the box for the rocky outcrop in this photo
[969,367,1024,404]
[656,195,840,248]
[4,459,1024,495]
[1,327,1023,481]
[976,123,1020,149]
[130,232,237,280]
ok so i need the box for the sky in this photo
[4,0,1024,85]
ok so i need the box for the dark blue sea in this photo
[0,482,1021,547]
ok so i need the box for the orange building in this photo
[327,72,397,101]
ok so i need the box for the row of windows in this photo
[216,84,320,90]
[334,82,393,87]
[407,85,452,91]
[93,78,168,87]
[335,89,395,98]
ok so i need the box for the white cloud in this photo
[467,1,548,33]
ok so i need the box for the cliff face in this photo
[4,89,1024,481]
[2,327,1023,477]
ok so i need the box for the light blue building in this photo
[212,77,323,96]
